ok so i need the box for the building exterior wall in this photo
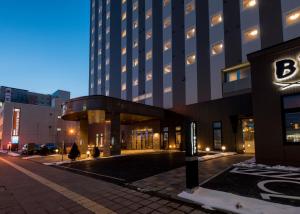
[90,0,300,108]
[249,37,300,166]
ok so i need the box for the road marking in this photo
[0,157,115,214]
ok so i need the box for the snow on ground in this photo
[198,152,236,161]
[0,150,20,157]
[22,154,60,160]
[178,187,300,214]
[234,158,300,172]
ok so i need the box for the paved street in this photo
[0,154,209,214]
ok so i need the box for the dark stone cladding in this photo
[248,37,300,166]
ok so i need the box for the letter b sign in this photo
[275,59,297,79]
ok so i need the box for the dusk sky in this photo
[0,0,90,98]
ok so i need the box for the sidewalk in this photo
[0,154,209,214]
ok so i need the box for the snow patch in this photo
[0,150,20,157]
[234,158,300,172]
[178,187,300,214]
[198,152,236,161]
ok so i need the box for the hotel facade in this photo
[63,0,300,166]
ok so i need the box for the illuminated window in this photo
[133,58,138,67]
[122,12,127,21]
[121,83,126,91]
[164,64,172,74]
[243,27,259,43]
[122,65,127,73]
[133,79,138,86]
[186,27,195,39]
[122,0,126,4]
[106,12,110,19]
[106,0,110,5]
[163,0,170,7]
[185,1,195,15]
[105,90,109,96]
[98,35,101,40]
[91,83,94,89]
[121,30,127,38]
[106,42,110,49]
[146,50,152,61]
[146,9,152,20]
[106,26,110,34]
[285,8,300,26]
[105,58,110,65]
[164,87,172,93]
[146,30,152,40]
[121,47,126,55]
[164,40,172,51]
[186,53,196,65]
[224,68,249,83]
[211,13,223,27]
[98,79,101,85]
[105,74,109,81]
[146,72,152,81]
[133,20,138,29]
[242,0,257,10]
[211,41,224,55]
[133,1,138,11]
[163,17,171,29]
[133,40,138,48]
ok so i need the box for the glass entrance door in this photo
[242,119,255,153]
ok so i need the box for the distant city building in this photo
[0,87,78,151]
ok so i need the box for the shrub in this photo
[92,147,100,158]
[68,143,80,160]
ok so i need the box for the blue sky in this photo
[0,0,90,98]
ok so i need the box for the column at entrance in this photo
[105,111,121,156]
[79,120,88,154]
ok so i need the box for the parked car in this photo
[40,143,58,153]
[22,143,40,155]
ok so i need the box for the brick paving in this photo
[132,154,253,198]
[0,154,209,214]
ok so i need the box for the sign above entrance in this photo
[273,56,300,90]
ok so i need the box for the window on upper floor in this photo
[133,79,138,86]
[185,1,195,15]
[163,17,171,29]
[163,0,170,7]
[122,0,126,4]
[133,20,138,29]
[164,86,172,93]
[133,1,138,11]
[164,40,172,51]
[121,30,127,38]
[211,13,223,27]
[164,64,172,74]
[242,0,257,10]
[146,9,152,20]
[106,11,110,19]
[243,27,259,43]
[186,27,196,39]
[146,50,152,61]
[285,8,300,27]
[146,30,152,40]
[121,47,126,55]
[133,40,138,48]
[121,83,127,91]
[122,65,127,73]
[146,72,152,81]
[133,58,138,67]
[211,41,224,56]
[223,67,249,83]
[122,12,127,21]
[186,53,196,65]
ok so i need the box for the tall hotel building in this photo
[63,0,300,165]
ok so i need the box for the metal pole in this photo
[62,140,64,162]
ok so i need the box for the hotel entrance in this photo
[242,118,255,154]
[131,129,154,150]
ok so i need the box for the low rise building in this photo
[0,88,78,151]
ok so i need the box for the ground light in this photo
[221,146,226,151]
[205,147,210,152]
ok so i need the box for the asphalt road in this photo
[60,151,186,183]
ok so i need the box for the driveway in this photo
[60,151,186,183]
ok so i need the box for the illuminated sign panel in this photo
[273,56,300,90]
[12,108,21,137]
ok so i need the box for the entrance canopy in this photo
[62,95,183,124]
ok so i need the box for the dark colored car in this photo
[40,143,58,153]
[22,143,40,155]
